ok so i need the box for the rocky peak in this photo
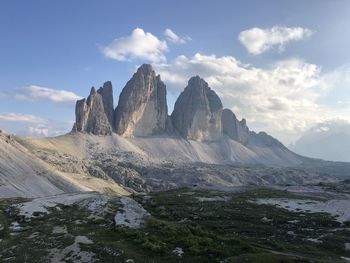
[90,86,96,95]
[72,83,113,135]
[97,81,114,126]
[221,109,250,144]
[70,65,283,149]
[138,63,153,76]
[171,76,223,141]
[114,64,168,137]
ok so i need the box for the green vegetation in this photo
[0,187,349,262]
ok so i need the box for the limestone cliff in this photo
[72,85,113,135]
[222,108,250,144]
[171,76,223,141]
[114,64,168,137]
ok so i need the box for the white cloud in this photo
[155,53,350,144]
[0,113,47,124]
[238,26,313,55]
[16,85,82,104]
[319,64,350,107]
[101,28,168,63]
[0,113,73,137]
[28,125,49,137]
[164,28,190,44]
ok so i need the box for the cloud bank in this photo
[239,26,313,55]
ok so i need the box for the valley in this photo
[0,184,349,262]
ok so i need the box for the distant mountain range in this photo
[291,120,350,162]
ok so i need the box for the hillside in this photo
[0,131,128,198]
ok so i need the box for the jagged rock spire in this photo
[98,81,114,127]
[114,64,168,137]
[221,108,250,144]
[72,83,113,135]
[72,65,267,146]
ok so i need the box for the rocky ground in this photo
[11,132,348,195]
[1,130,350,262]
[0,183,350,262]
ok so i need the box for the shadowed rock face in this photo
[114,64,168,137]
[98,81,114,127]
[222,109,250,144]
[171,76,223,141]
[73,86,112,135]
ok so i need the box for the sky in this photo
[1,0,350,145]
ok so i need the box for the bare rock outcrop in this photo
[97,81,114,127]
[114,64,168,137]
[72,85,113,135]
[171,76,223,141]
[222,108,250,144]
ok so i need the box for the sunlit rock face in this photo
[171,76,223,141]
[114,64,168,137]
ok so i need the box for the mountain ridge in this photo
[72,64,287,150]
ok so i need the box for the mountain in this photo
[2,64,349,198]
[70,64,303,168]
[72,64,289,147]
[114,64,169,137]
[171,76,223,141]
[221,108,250,144]
[72,83,113,135]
